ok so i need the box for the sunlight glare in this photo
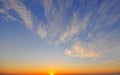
[50,72,54,75]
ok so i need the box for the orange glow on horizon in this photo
[1,69,120,75]
[0,64,120,74]
[50,72,54,75]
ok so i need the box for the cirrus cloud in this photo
[65,41,100,58]
[0,0,120,60]
[0,0,33,30]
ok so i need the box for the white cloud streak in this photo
[104,58,120,64]
[0,8,17,21]
[0,0,33,30]
[0,0,120,60]
[65,41,100,58]
[39,0,74,44]
[26,0,120,60]
[64,0,120,59]
[57,13,90,44]
[37,24,47,39]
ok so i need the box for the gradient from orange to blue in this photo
[0,0,120,74]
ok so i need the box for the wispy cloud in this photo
[64,0,120,59]
[0,0,33,30]
[37,23,47,39]
[0,8,17,21]
[104,58,120,64]
[38,0,74,44]
[65,41,100,58]
[0,0,120,60]
[91,0,120,31]
[58,13,90,44]
[58,14,80,44]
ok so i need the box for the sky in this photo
[0,0,120,74]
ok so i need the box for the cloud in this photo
[62,0,120,59]
[0,0,33,30]
[58,14,80,44]
[57,13,90,44]
[37,24,47,39]
[91,0,120,31]
[0,8,17,21]
[65,42,100,58]
[0,0,120,60]
[0,8,4,13]
[38,0,74,44]
[104,58,120,64]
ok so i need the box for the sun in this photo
[50,72,54,75]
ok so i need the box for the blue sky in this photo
[0,0,120,74]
